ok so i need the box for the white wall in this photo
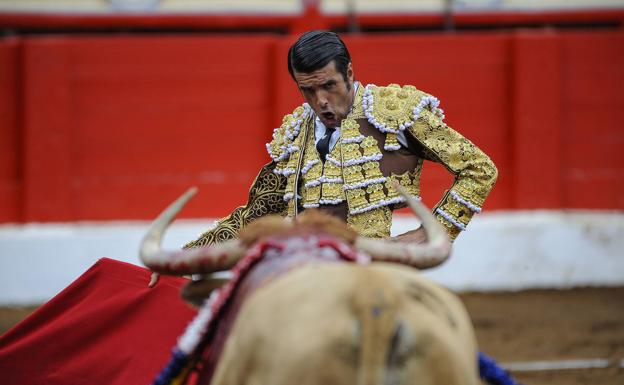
[1,210,623,305]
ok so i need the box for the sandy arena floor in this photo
[1,287,623,384]
[462,287,624,385]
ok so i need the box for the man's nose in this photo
[316,90,329,108]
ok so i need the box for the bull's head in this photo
[140,184,451,280]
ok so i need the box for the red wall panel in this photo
[22,38,74,221]
[0,39,22,223]
[2,29,623,223]
[560,31,624,209]
[21,35,276,221]
[512,31,564,209]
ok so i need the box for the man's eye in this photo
[323,83,334,90]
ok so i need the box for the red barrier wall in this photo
[21,35,276,221]
[0,30,622,223]
[0,38,21,223]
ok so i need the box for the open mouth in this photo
[321,112,336,123]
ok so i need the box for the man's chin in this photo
[321,117,339,128]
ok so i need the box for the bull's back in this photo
[209,263,478,385]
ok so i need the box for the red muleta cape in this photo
[0,258,197,385]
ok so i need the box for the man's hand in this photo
[384,226,427,244]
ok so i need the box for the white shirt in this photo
[313,82,409,151]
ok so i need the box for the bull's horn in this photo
[139,187,246,275]
[354,183,451,269]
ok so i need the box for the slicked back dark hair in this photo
[288,30,351,83]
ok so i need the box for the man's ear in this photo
[347,62,354,82]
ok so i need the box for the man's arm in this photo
[183,162,287,249]
[359,84,496,242]
[404,107,498,241]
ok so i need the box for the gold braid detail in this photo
[183,162,287,248]
[407,108,498,240]
[366,83,497,241]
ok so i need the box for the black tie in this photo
[316,127,336,162]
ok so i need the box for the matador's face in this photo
[293,61,355,129]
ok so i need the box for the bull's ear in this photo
[181,277,230,308]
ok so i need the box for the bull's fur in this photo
[181,211,359,308]
[209,262,478,385]
[237,210,359,246]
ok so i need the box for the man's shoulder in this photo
[266,103,311,163]
[362,83,438,112]
[360,83,446,134]
[365,83,425,96]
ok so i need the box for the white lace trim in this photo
[304,176,343,188]
[283,192,301,202]
[302,198,346,207]
[342,135,365,144]
[343,177,387,191]
[384,143,401,151]
[286,144,300,154]
[412,95,440,122]
[274,168,296,177]
[350,196,408,215]
[450,190,482,213]
[267,143,290,162]
[413,95,445,121]
[265,104,311,162]
[436,208,466,231]
[304,180,321,188]
[319,198,345,205]
[326,155,342,166]
[284,119,303,141]
[301,159,319,175]
[343,153,383,167]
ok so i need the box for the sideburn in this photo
[343,76,352,92]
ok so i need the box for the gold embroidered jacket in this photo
[185,83,497,248]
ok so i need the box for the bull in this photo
[140,185,480,385]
